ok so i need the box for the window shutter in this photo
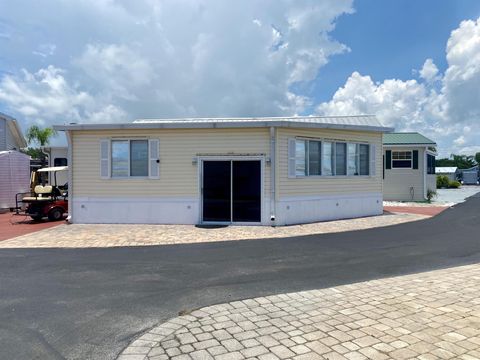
[288,138,297,178]
[412,150,419,169]
[369,144,376,176]
[385,150,392,170]
[100,139,110,179]
[149,139,160,179]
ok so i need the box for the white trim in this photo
[54,115,394,133]
[198,155,265,225]
[383,144,436,147]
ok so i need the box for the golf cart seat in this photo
[22,185,53,201]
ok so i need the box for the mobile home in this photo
[55,115,392,225]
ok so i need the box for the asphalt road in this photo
[0,193,479,360]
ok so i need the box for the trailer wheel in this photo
[48,208,64,221]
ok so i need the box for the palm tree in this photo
[24,125,57,160]
[25,125,57,147]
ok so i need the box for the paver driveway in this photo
[119,263,480,360]
[0,212,426,248]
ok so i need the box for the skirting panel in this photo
[275,192,383,225]
[71,197,199,224]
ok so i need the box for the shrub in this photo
[426,188,437,203]
[448,180,461,189]
[436,175,449,188]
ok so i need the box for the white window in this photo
[322,142,333,176]
[359,144,370,175]
[289,138,371,177]
[335,143,347,176]
[109,139,152,178]
[392,151,412,168]
[347,143,359,176]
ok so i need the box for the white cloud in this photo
[0,65,126,126]
[0,0,354,131]
[317,16,480,157]
[454,135,466,146]
[419,58,439,82]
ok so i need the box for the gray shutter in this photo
[288,138,297,178]
[149,139,160,179]
[369,144,376,176]
[100,139,110,179]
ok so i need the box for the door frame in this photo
[198,155,265,225]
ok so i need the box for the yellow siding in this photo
[276,128,383,197]
[72,128,270,197]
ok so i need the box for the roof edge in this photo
[1,114,27,148]
[54,120,393,133]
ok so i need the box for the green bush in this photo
[436,175,449,188]
[448,180,461,188]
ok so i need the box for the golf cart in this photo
[13,166,68,221]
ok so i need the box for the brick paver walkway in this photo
[118,264,480,360]
[0,212,62,241]
[0,212,427,248]
[383,206,448,217]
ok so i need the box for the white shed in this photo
[0,150,31,209]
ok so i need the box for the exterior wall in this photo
[275,128,383,225]
[426,174,437,192]
[70,127,384,225]
[0,119,6,150]
[5,123,18,150]
[383,146,426,201]
[71,128,271,224]
[0,151,31,209]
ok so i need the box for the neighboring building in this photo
[55,115,392,225]
[458,166,479,185]
[0,112,27,151]
[0,150,31,209]
[42,146,69,186]
[436,167,458,182]
[383,132,437,201]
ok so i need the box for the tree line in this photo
[436,153,480,169]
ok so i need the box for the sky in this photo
[0,0,479,157]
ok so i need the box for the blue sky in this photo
[0,0,479,156]
[306,0,480,105]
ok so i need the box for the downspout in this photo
[423,147,427,200]
[269,127,276,225]
[66,130,73,223]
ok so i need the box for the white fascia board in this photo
[54,121,394,133]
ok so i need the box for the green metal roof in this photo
[383,132,436,145]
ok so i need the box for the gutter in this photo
[269,127,276,225]
[66,130,73,223]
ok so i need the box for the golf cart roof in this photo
[37,166,69,173]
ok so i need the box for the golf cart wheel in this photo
[48,208,63,221]
[30,215,43,221]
